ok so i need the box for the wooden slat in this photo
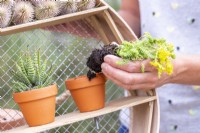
[131,101,154,133]
[4,96,156,133]
[100,0,137,41]
[151,94,160,133]
[0,6,108,36]
[89,16,110,45]
[147,102,154,133]
[101,10,124,44]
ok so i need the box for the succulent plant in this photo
[59,0,78,15]
[78,0,96,11]
[87,33,176,79]
[0,6,11,28]
[0,0,14,8]
[12,1,34,25]
[35,1,60,20]
[11,49,54,92]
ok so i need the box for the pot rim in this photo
[13,84,58,103]
[65,73,106,90]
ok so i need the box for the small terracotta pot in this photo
[13,84,58,127]
[65,73,106,112]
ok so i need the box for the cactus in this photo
[78,0,96,11]
[12,1,34,25]
[35,1,60,20]
[0,6,11,28]
[0,0,13,8]
[11,49,54,92]
[59,0,78,15]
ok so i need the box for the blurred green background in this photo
[106,0,121,10]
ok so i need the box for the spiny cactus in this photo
[35,1,60,20]
[59,0,78,15]
[78,0,96,11]
[11,49,54,92]
[0,6,11,28]
[12,1,34,25]
[0,0,13,8]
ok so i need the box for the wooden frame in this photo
[1,1,160,133]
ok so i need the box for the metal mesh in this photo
[0,19,128,132]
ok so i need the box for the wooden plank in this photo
[147,102,154,133]
[101,10,124,44]
[100,0,137,41]
[4,96,156,133]
[95,14,118,43]
[0,6,109,36]
[89,16,110,45]
[132,102,154,133]
[151,94,160,133]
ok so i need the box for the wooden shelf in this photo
[0,1,160,132]
[4,96,156,133]
[0,6,108,36]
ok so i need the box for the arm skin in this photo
[101,55,200,90]
[118,0,141,37]
[101,0,200,90]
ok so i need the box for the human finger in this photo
[101,62,156,85]
[102,70,155,90]
[104,55,155,73]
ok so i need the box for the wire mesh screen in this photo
[0,19,129,132]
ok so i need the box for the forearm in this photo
[118,0,141,37]
[169,55,200,85]
[118,10,141,37]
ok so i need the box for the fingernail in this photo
[101,63,107,71]
[104,55,111,63]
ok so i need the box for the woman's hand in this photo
[101,55,173,90]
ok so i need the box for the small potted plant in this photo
[65,73,106,112]
[11,49,58,127]
[65,45,107,112]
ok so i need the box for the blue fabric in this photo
[118,124,129,133]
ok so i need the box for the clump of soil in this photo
[86,43,118,80]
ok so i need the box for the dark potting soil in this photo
[86,44,119,80]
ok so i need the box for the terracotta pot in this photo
[13,84,58,127]
[65,73,106,112]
